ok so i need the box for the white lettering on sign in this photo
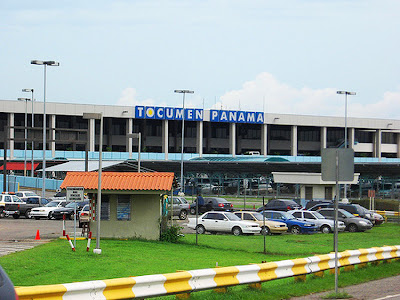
[66,187,85,202]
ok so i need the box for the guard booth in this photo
[272,172,360,206]
[60,172,174,240]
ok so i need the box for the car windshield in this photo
[12,196,24,202]
[45,201,61,207]
[215,198,228,203]
[313,212,326,219]
[340,209,355,218]
[354,205,369,213]
[180,198,188,204]
[65,202,80,208]
[252,212,265,221]
[224,212,241,221]
[279,211,295,220]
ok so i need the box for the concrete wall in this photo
[91,193,161,240]
[300,185,336,201]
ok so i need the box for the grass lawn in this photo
[1,223,399,299]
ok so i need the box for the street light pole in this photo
[17,97,31,176]
[31,60,59,198]
[83,113,103,254]
[337,91,356,199]
[22,89,34,177]
[174,90,194,194]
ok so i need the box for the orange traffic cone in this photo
[35,230,41,240]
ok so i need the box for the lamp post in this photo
[337,91,356,199]
[17,97,31,176]
[127,133,141,172]
[174,90,194,194]
[31,60,59,198]
[83,113,103,254]
[22,89,35,177]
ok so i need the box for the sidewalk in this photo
[291,275,400,300]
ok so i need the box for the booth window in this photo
[117,195,131,221]
[100,196,110,220]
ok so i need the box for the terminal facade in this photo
[0,99,399,160]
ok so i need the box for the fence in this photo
[15,245,400,299]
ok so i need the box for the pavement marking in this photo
[374,294,400,300]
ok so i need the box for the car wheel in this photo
[261,226,271,236]
[0,208,5,218]
[290,225,301,235]
[232,226,242,236]
[320,225,331,234]
[190,208,196,215]
[12,214,20,219]
[48,212,53,220]
[348,224,358,233]
[78,222,82,228]
[196,225,205,234]
[25,209,32,219]
[179,210,188,220]
[69,214,74,220]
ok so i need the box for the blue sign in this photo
[135,106,203,121]
[135,106,264,124]
[210,110,264,124]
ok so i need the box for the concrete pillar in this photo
[89,118,95,151]
[162,120,169,160]
[374,129,382,159]
[348,128,355,149]
[229,123,236,157]
[291,125,297,156]
[261,124,268,156]
[126,118,133,159]
[196,121,203,157]
[397,133,400,158]
[320,127,327,150]
[49,114,56,157]
[8,113,14,159]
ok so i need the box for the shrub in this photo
[160,225,184,243]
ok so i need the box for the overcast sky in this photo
[2,0,400,119]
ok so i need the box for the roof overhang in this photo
[272,172,360,185]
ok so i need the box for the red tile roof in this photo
[60,172,174,191]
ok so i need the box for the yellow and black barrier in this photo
[16,245,400,299]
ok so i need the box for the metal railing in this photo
[15,245,400,299]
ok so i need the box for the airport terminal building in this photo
[1,99,399,161]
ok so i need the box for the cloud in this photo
[218,72,400,119]
[116,88,158,107]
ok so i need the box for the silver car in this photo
[171,197,190,220]
[289,210,346,233]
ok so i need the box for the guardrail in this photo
[376,210,400,217]
[15,245,400,299]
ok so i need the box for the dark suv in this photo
[257,199,302,212]
[308,202,374,224]
[190,197,233,215]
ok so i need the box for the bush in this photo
[160,225,184,243]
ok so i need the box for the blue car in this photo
[261,210,318,234]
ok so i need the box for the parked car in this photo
[308,202,375,224]
[30,200,68,220]
[372,212,384,225]
[256,199,302,212]
[187,211,261,236]
[0,265,17,300]
[234,211,288,235]
[0,194,26,218]
[317,208,373,232]
[260,210,318,234]
[78,204,90,228]
[288,210,345,233]
[15,190,39,199]
[51,201,89,220]
[189,197,233,215]
[170,196,190,220]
